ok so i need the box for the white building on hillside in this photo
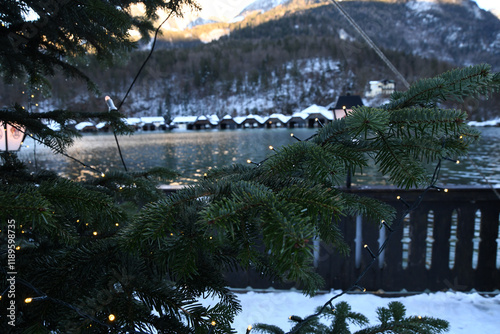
[366,79,395,98]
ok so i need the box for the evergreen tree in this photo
[1,2,500,334]
[252,301,449,334]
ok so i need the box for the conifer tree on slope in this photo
[1,1,500,333]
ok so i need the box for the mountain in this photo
[2,0,499,121]
[154,0,500,68]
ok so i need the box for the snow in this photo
[222,290,500,333]
[406,0,438,13]
[468,118,500,127]
[74,122,95,130]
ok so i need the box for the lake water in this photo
[18,127,500,187]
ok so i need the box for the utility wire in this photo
[109,10,176,172]
[329,0,411,90]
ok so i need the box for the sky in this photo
[473,0,499,11]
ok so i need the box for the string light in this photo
[115,223,119,227]
[290,133,301,141]
[93,231,98,236]
[108,314,116,322]
[269,145,274,151]
[25,298,33,303]
[364,244,376,259]
[211,320,216,326]
[396,195,410,208]
[246,325,252,334]
[15,246,21,250]
[381,220,393,232]
[354,285,367,292]
[289,315,303,322]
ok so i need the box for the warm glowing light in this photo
[76,219,80,223]
[31,94,34,98]
[247,325,252,331]
[269,145,274,150]
[397,196,401,200]
[418,315,422,319]
[101,173,105,177]
[25,298,33,304]
[93,231,98,236]
[290,133,294,137]
[247,159,252,164]
[115,223,119,227]
[444,188,449,193]
[108,314,116,321]
[456,160,460,164]
[15,246,21,250]
[211,320,216,326]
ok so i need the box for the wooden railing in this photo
[163,186,500,292]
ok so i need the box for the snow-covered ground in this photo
[228,290,500,333]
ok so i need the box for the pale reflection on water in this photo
[17,127,500,186]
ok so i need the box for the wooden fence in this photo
[163,186,500,292]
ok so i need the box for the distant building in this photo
[241,114,266,129]
[331,94,364,119]
[219,115,239,130]
[141,116,166,131]
[265,114,291,128]
[366,79,395,98]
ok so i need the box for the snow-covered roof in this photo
[141,116,165,124]
[290,112,309,120]
[243,114,266,124]
[123,117,142,125]
[233,116,246,124]
[267,113,291,123]
[96,122,108,129]
[75,122,95,130]
[208,114,219,125]
[298,104,333,120]
[172,116,197,123]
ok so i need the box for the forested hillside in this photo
[1,0,498,121]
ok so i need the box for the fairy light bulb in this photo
[15,246,21,250]
[456,160,460,164]
[269,145,274,150]
[25,298,33,304]
[101,173,105,178]
[211,320,216,326]
[247,159,252,164]
[93,231,98,236]
[108,314,116,321]
[105,96,117,111]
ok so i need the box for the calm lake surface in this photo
[18,127,500,187]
